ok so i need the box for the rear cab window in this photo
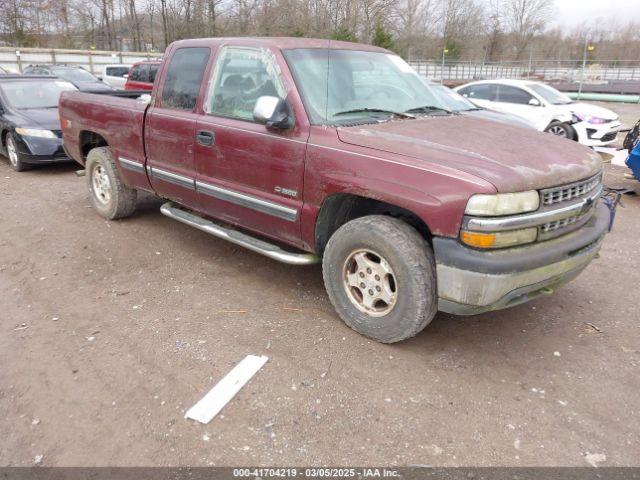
[160,47,210,111]
[129,64,148,82]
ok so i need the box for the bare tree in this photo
[503,0,553,59]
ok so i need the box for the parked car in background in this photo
[60,38,612,343]
[22,64,112,92]
[0,75,76,171]
[426,81,535,129]
[124,60,160,91]
[455,80,621,146]
[100,64,132,89]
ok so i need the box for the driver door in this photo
[194,45,309,246]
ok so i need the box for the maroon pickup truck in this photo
[59,37,611,343]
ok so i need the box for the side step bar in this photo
[160,202,320,266]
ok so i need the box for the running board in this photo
[160,202,320,266]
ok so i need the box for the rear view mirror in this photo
[529,98,541,106]
[253,96,293,130]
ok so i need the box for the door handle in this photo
[196,130,215,146]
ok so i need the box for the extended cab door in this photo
[193,45,310,247]
[144,47,212,206]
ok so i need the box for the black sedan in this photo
[0,75,77,171]
[23,65,113,92]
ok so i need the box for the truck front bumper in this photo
[434,202,610,315]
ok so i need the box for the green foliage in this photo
[372,22,394,50]
[443,39,461,60]
[331,27,357,42]
[291,28,305,37]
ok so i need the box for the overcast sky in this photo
[550,0,640,29]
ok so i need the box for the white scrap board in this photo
[185,354,268,424]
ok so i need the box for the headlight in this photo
[571,112,611,125]
[15,128,57,139]
[465,191,539,216]
[461,227,538,249]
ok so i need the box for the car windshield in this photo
[284,48,449,125]
[0,80,76,109]
[527,83,573,105]
[52,67,98,83]
[428,83,478,111]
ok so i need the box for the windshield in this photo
[527,83,573,105]
[428,83,478,111]
[284,49,449,124]
[0,80,76,109]
[52,67,98,83]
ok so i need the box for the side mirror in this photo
[529,98,541,106]
[253,96,293,130]
[96,75,103,81]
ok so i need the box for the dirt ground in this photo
[1,113,639,467]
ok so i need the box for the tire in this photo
[86,146,137,219]
[322,215,438,343]
[6,133,31,172]
[545,121,573,139]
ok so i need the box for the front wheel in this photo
[322,215,438,343]
[86,146,137,219]
[6,133,30,172]
[545,121,574,140]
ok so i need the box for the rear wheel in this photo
[322,215,438,343]
[86,146,137,219]
[545,121,573,140]
[6,133,30,172]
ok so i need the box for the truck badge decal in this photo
[275,186,297,198]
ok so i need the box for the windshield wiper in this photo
[333,108,415,119]
[405,105,453,115]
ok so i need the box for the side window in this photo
[149,64,159,83]
[107,66,129,77]
[497,85,533,105]
[205,46,287,122]
[161,48,210,111]
[464,84,497,101]
[129,65,147,82]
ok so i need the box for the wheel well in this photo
[79,131,108,160]
[315,193,432,255]
[1,129,7,148]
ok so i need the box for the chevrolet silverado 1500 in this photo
[59,38,611,343]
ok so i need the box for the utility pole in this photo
[578,37,590,100]
[441,46,448,84]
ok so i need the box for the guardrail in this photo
[0,47,162,75]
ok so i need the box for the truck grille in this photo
[541,174,602,206]
[541,215,580,233]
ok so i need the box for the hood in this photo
[5,108,61,130]
[567,102,618,121]
[337,115,602,192]
[463,109,536,129]
[73,81,112,92]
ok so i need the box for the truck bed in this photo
[59,90,149,170]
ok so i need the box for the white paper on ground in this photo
[185,354,268,424]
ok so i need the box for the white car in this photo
[454,79,622,146]
[100,64,132,89]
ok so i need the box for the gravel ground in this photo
[0,118,639,467]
